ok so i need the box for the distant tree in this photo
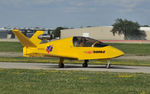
[127,30,146,40]
[142,25,149,27]
[53,27,68,38]
[111,18,146,40]
[87,26,93,27]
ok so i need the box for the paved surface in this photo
[0,39,19,42]
[0,52,23,57]
[0,62,150,73]
[116,55,150,60]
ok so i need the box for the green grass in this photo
[0,69,150,94]
[1,42,150,55]
[109,43,150,55]
[111,59,150,66]
[0,42,22,52]
[1,57,150,66]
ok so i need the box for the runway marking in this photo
[0,62,150,73]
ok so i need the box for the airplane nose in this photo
[115,48,124,57]
[109,46,124,58]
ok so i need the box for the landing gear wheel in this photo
[82,60,89,67]
[59,63,64,68]
[59,58,64,68]
[82,63,88,67]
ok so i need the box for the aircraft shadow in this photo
[108,66,134,69]
[41,64,135,69]
[65,65,134,69]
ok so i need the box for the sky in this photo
[0,0,150,28]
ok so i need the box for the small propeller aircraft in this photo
[12,29,124,68]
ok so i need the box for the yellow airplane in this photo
[12,29,124,68]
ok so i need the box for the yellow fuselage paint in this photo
[24,37,124,60]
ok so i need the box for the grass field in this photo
[0,42,22,52]
[0,42,150,94]
[0,69,149,94]
[109,43,150,56]
[1,42,150,55]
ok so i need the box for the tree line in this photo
[17,18,148,40]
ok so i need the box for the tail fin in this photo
[30,30,44,45]
[12,29,36,47]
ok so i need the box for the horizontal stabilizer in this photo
[12,29,36,47]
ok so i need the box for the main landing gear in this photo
[82,60,89,67]
[59,58,64,68]
[58,58,111,69]
[58,58,89,68]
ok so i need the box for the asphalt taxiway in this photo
[0,62,150,73]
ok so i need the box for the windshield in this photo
[73,36,108,47]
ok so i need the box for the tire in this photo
[82,63,88,67]
[59,63,64,68]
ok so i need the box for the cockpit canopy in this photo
[73,36,108,47]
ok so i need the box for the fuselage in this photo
[24,36,124,60]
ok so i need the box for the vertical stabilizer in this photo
[12,29,36,47]
[30,30,44,45]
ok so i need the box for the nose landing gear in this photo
[106,60,111,69]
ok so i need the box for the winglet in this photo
[12,29,36,47]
